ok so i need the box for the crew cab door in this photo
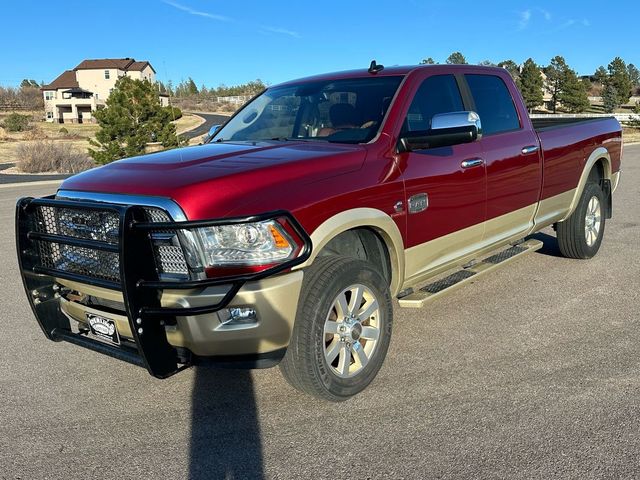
[395,74,486,282]
[463,73,542,243]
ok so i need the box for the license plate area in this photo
[86,313,120,345]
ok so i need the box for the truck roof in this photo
[275,64,510,88]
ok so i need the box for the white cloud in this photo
[539,8,551,21]
[261,26,301,38]
[162,0,231,22]
[557,18,591,30]
[518,9,532,30]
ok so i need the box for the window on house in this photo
[44,91,55,100]
[46,112,53,119]
[104,70,110,80]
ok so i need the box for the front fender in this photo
[293,208,405,296]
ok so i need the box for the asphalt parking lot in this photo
[1,145,639,479]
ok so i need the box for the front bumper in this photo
[16,196,311,378]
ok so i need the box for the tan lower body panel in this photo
[403,203,537,289]
[58,270,304,357]
[612,171,621,192]
[401,190,579,292]
[533,189,575,230]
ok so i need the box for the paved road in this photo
[182,113,231,140]
[0,163,70,184]
[1,146,639,479]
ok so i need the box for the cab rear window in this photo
[465,74,520,135]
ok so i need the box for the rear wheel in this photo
[556,181,606,259]
[280,256,393,402]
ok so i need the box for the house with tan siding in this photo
[42,58,168,123]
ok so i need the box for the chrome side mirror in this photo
[431,111,482,140]
[398,111,482,152]
[208,124,221,138]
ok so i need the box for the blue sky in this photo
[1,0,637,87]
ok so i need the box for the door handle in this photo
[521,145,539,154]
[461,158,484,169]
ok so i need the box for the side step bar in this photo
[398,238,543,308]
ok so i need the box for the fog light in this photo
[217,307,258,326]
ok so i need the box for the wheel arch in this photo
[561,146,611,221]
[295,208,405,296]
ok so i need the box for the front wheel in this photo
[556,181,606,259]
[280,256,393,402]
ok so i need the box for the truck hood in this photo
[60,141,367,219]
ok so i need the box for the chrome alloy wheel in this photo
[323,284,382,378]
[584,195,602,247]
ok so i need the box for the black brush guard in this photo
[16,196,312,378]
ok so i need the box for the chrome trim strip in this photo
[56,190,187,221]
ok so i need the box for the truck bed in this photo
[531,116,616,132]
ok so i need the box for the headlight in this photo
[193,220,295,267]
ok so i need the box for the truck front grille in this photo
[30,203,188,286]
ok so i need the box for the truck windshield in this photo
[211,76,403,144]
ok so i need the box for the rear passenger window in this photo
[403,75,464,132]
[465,74,520,135]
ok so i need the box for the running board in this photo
[398,239,543,308]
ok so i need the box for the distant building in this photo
[41,58,169,123]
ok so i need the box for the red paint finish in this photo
[537,117,622,200]
[59,65,622,256]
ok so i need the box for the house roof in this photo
[62,87,93,94]
[128,61,156,74]
[43,58,156,90]
[42,70,79,90]
[73,58,156,73]
[75,58,135,70]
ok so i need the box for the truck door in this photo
[463,73,542,243]
[396,74,487,282]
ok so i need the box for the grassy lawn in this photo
[623,127,640,144]
[174,113,204,135]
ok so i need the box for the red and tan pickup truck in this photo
[17,63,622,401]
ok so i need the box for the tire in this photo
[556,181,606,259]
[280,256,393,402]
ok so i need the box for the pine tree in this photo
[545,56,569,113]
[89,77,185,164]
[517,58,544,113]
[498,60,520,81]
[602,83,619,113]
[186,77,199,95]
[627,64,640,86]
[446,52,467,65]
[594,66,607,84]
[558,68,590,113]
[420,57,435,65]
[606,57,633,107]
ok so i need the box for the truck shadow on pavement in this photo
[529,232,562,257]
[189,367,264,479]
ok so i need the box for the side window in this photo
[404,75,464,132]
[465,74,520,135]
